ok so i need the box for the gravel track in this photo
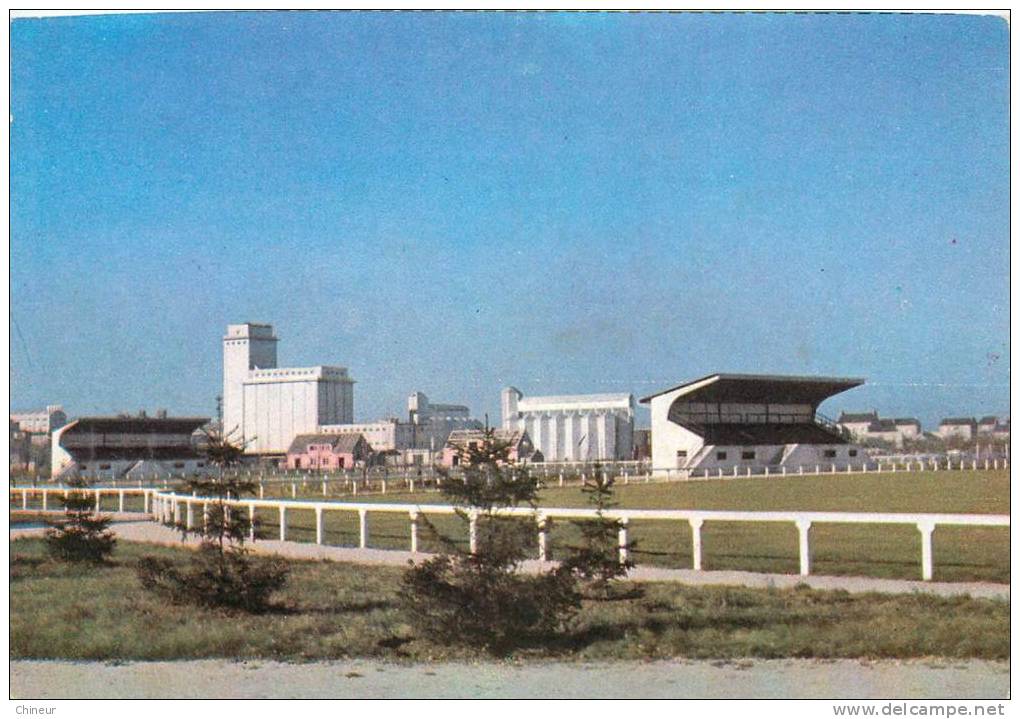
[10,658,1010,699]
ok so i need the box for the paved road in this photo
[10,658,1010,699]
[11,520,1010,599]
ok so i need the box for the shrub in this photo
[137,547,288,613]
[400,429,580,653]
[136,428,288,613]
[45,475,116,564]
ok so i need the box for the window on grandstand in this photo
[716,451,727,460]
[741,451,755,460]
[824,449,837,458]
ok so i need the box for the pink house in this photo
[286,433,372,471]
[440,428,541,468]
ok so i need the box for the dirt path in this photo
[10,658,1009,699]
[11,520,1009,600]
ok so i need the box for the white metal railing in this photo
[10,486,155,514]
[144,490,1009,583]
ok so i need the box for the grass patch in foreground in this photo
[10,538,1008,662]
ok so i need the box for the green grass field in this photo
[11,470,1009,582]
[244,470,1011,583]
[9,538,1009,662]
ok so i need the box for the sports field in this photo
[244,470,1010,583]
[12,470,1008,583]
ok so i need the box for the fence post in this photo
[537,515,548,562]
[559,472,564,487]
[359,509,369,549]
[469,511,478,555]
[689,517,704,571]
[796,519,812,576]
[291,482,297,498]
[203,502,209,533]
[315,507,324,545]
[42,490,48,511]
[118,490,125,513]
[279,506,287,541]
[22,489,28,510]
[259,484,265,499]
[94,489,101,512]
[409,511,419,553]
[618,517,630,564]
[918,521,935,581]
[382,479,387,494]
[248,503,256,542]
[186,501,195,530]
[409,477,415,493]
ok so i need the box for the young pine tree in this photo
[400,428,579,654]
[45,474,117,564]
[136,427,288,612]
[559,464,636,598]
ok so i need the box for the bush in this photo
[402,552,578,652]
[136,428,288,613]
[400,429,580,653]
[45,476,116,564]
[137,547,288,613]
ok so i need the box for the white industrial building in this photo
[642,373,865,478]
[321,392,482,463]
[500,387,635,462]
[223,323,355,455]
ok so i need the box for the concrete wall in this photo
[650,389,705,474]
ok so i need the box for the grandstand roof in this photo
[640,374,864,407]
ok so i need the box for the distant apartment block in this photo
[977,416,1010,439]
[937,417,978,442]
[10,405,67,435]
[836,411,922,448]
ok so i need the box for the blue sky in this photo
[10,11,1009,429]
